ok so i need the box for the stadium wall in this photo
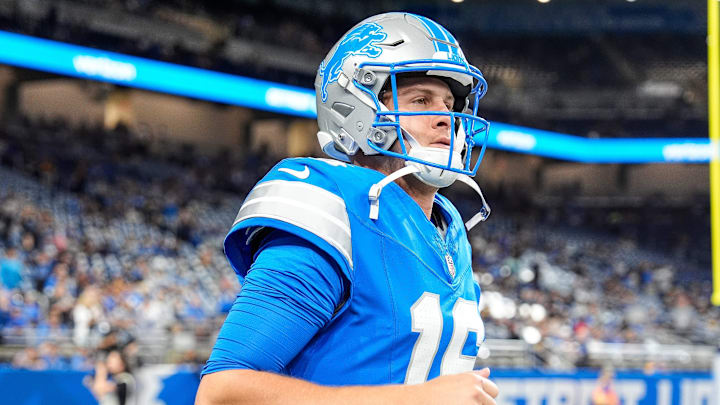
[538,162,709,198]
[480,153,543,193]
[627,164,711,197]
[19,80,105,126]
[249,118,290,158]
[17,79,251,148]
[129,90,251,148]
[0,66,13,117]
[542,163,621,196]
[0,367,713,405]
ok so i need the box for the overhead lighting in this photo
[451,0,464,3]
[537,0,551,3]
[627,0,637,2]
[522,326,542,345]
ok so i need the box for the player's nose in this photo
[431,111,452,132]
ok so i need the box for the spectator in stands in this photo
[12,346,44,370]
[38,341,65,369]
[90,349,136,405]
[0,291,10,336]
[35,309,69,344]
[0,247,23,290]
[73,286,103,347]
[69,346,94,371]
[591,367,619,405]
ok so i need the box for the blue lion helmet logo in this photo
[319,22,388,103]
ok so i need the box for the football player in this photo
[196,12,498,405]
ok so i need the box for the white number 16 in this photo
[404,292,485,384]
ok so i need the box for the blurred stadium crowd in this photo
[0,116,716,372]
[0,0,715,373]
[0,115,266,370]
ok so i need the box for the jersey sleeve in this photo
[202,230,345,375]
[223,158,353,285]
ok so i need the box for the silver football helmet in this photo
[315,12,491,228]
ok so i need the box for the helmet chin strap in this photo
[404,132,462,188]
[368,165,420,220]
[455,174,492,231]
[367,130,492,230]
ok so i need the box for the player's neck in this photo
[395,175,437,220]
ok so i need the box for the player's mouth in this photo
[430,138,452,149]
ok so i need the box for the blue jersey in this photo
[223,157,484,385]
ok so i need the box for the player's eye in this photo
[412,97,427,105]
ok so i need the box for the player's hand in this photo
[413,368,499,405]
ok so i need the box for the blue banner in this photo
[487,122,716,164]
[0,366,714,405]
[491,369,714,405]
[0,30,317,118]
[0,368,97,404]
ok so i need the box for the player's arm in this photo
[196,367,498,405]
[200,230,347,375]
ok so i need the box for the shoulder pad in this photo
[225,158,354,279]
[234,179,351,264]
